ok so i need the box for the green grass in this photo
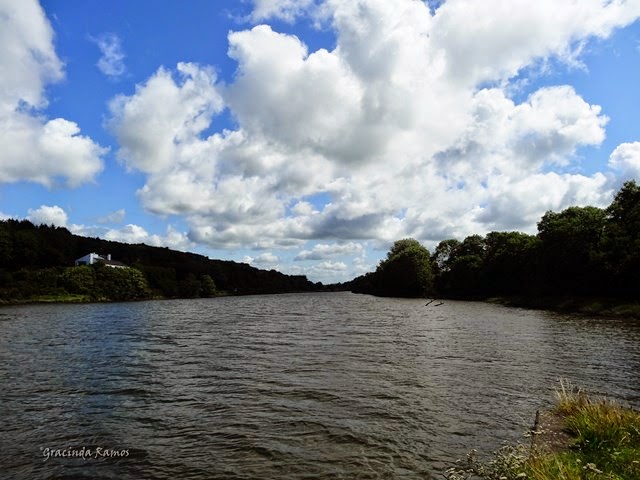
[446,380,640,480]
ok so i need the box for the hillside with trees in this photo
[347,181,640,307]
[0,222,319,303]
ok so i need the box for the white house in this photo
[74,253,128,268]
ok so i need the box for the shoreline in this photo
[446,382,640,479]
[487,295,640,319]
[3,291,640,319]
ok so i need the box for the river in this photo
[1,292,639,479]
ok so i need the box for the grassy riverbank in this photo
[0,291,234,306]
[446,381,640,480]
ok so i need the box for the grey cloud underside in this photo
[303,212,387,240]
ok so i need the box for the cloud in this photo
[434,86,608,184]
[108,62,224,174]
[609,142,640,182]
[429,0,640,86]
[0,117,107,187]
[101,224,193,251]
[0,0,106,187]
[294,241,363,260]
[305,260,349,283]
[292,241,369,283]
[14,203,194,260]
[96,208,126,224]
[0,0,62,110]
[472,172,611,232]
[92,33,126,78]
[104,224,149,243]
[315,260,347,272]
[21,205,189,251]
[284,259,352,284]
[107,0,640,277]
[243,252,280,268]
[250,0,316,22]
[27,205,69,227]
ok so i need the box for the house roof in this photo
[75,252,128,267]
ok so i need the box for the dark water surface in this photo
[1,292,639,479]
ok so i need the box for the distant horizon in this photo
[1,0,640,284]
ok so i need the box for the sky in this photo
[1,0,640,284]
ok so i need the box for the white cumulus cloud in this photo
[429,0,640,86]
[243,252,280,268]
[27,205,69,227]
[0,0,106,187]
[609,142,640,182]
[106,0,640,282]
[295,241,364,260]
[103,224,193,251]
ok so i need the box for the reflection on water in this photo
[1,293,639,479]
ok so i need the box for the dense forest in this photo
[0,221,319,302]
[346,180,640,305]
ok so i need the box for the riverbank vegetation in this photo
[0,220,319,303]
[445,382,640,480]
[347,181,640,313]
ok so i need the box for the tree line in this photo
[2,180,637,304]
[0,221,319,302]
[346,180,640,302]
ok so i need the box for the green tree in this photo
[537,206,607,295]
[200,274,217,297]
[60,266,96,295]
[0,224,14,269]
[446,254,485,297]
[94,264,152,301]
[13,229,40,267]
[456,234,486,258]
[437,235,487,297]
[432,238,461,273]
[376,238,434,297]
[178,273,202,298]
[141,266,179,297]
[483,231,540,295]
[604,180,640,297]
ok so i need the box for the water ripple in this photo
[1,293,639,479]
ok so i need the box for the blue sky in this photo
[1,0,640,283]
